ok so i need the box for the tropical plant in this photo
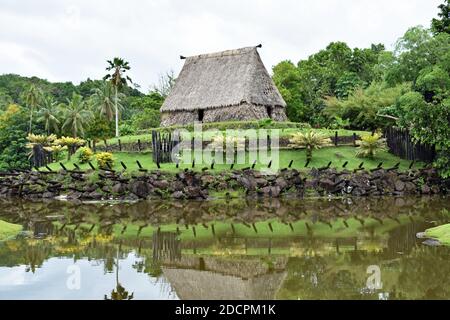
[90,81,124,122]
[95,152,114,168]
[61,93,92,138]
[355,133,387,159]
[43,145,67,162]
[26,133,57,146]
[76,147,93,163]
[55,136,85,160]
[23,84,42,134]
[37,96,60,134]
[103,57,133,137]
[289,131,332,162]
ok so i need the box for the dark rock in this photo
[88,191,103,200]
[421,184,431,194]
[129,181,152,198]
[318,178,335,191]
[172,191,185,199]
[112,183,126,194]
[153,180,169,189]
[42,192,55,198]
[394,180,405,192]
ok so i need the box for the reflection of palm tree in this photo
[104,242,134,300]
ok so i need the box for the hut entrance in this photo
[198,109,204,122]
[266,106,273,119]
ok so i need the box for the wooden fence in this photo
[151,131,178,164]
[384,127,435,162]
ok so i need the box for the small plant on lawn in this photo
[95,152,114,168]
[355,133,387,159]
[289,131,332,162]
[76,147,93,163]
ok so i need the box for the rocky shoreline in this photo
[0,166,448,201]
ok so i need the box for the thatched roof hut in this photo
[160,46,287,127]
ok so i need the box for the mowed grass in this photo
[44,146,420,173]
[98,128,369,146]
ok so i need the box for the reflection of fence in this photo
[384,127,435,162]
[152,231,181,262]
[151,131,177,164]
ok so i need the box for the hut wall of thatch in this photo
[161,103,287,127]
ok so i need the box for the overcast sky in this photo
[0,0,442,92]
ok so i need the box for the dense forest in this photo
[0,1,449,175]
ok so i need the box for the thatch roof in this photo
[160,46,286,112]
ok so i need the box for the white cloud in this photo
[0,0,442,91]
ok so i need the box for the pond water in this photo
[0,196,449,300]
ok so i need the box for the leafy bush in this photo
[289,131,332,162]
[140,120,311,134]
[119,123,136,136]
[355,133,387,159]
[76,147,93,163]
[95,152,114,168]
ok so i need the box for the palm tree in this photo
[90,81,124,122]
[62,93,92,138]
[104,243,134,300]
[37,96,60,135]
[103,57,133,137]
[289,131,332,162]
[23,84,42,134]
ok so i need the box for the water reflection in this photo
[0,196,449,299]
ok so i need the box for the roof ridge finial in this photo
[256,44,262,48]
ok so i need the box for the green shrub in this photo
[138,120,311,134]
[76,147,93,163]
[355,133,387,159]
[95,152,114,168]
[119,123,136,136]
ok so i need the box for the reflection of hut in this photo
[162,256,287,300]
[160,46,287,126]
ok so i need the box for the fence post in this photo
[118,139,122,152]
[93,140,96,153]
[353,133,357,147]
[335,131,338,146]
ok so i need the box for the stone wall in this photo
[0,166,448,201]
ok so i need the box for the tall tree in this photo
[431,0,450,35]
[103,58,132,137]
[62,93,92,138]
[90,81,124,122]
[37,95,60,134]
[23,84,42,134]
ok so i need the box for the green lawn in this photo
[45,146,420,173]
[425,224,450,246]
[0,220,22,241]
[98,128,369,147]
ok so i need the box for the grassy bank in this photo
[98,127,369,147]
[45,146,419,173]
[0,220,22,241]
[425,224,450,246]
